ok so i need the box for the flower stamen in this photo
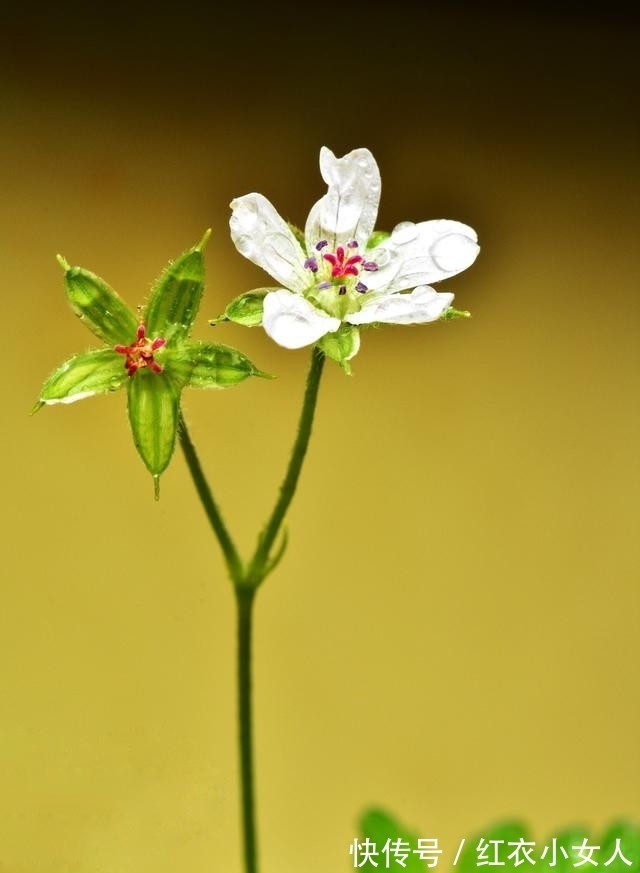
[115,323,166,377]
[304,238,379,302]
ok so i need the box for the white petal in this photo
[263,290,340,349]
[230,193,309,294]
[367,219,480,293]
[304,147,381,250]
[346,286,454,326]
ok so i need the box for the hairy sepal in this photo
[210,289,273,327]
[127,370,180,480]
[144,231,210,339]
[317,324,360,374]
[58,257,138,346]
[35,348,127,409]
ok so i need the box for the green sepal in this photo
[209,288,272,327]
[442,306,471,320]
[168,341,271,388]
[127,371,179,482]
[287,222,306,249]
[33,348,128,411]
[57,256,138,346]
[316,324,360,374]
[144,230,210,339]
[367,230,390,249]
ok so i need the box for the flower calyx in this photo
[34,230,268,496]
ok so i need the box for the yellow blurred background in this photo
[2,4,638,872]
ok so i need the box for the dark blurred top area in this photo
[2,2,637,131]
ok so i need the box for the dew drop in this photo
[392,222,418,244]
[431,233,479,271]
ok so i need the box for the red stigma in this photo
[323,245,363,279]
[115,324,167,377]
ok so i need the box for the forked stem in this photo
[180,348,326,873]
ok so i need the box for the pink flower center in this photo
[115,324,167,377]
[304,239,378,296]
[323,244,363,280]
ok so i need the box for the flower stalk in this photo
[178,412,244,584]
[176,347,326,873]
[245,347,325,588]
[236,585,257,873]
[170,328,331,872]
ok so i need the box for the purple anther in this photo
[304,257,318,272]
[347,240,359,248]
[315,240,328,251]
[338,285,347,296]
[317,281,331,290]
[355,282,368,293]
[362,261,379,272]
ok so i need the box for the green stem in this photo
[236,586,257,873]
[180,348,326,873]
[178,411,243,584]
[247,347,325,585]
[235,347,325,873]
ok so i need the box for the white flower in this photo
[229,147,479,359]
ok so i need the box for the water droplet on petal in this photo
[431,233,479,271]
[391,222,419,245]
